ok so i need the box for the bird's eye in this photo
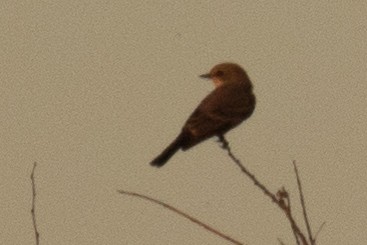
[216,70,224,76]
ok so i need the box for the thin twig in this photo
[218,136,308,245]
[293,160,313,244]
[31,162,40,245]
[282,190,300,245]
[281,201,307,245]
[314,222,326,242]
[218,136,277,203]
[277,238,286,245]
[117,190,244,245]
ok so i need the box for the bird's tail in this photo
[150,134,184,167]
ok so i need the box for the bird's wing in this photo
[183,84,250,139]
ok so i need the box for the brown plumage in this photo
[150,63,256,167]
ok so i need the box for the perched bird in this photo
[150,62,256,167]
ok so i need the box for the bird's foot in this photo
[217,135,229,149]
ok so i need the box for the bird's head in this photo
[199,63,249,87]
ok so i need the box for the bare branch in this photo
[31,162,40,245]
[218,136,309,245]
[117,190,244,245]
[278,189,300,245]
[293,160,313,244]
[217,135,277,203]
[277,238,286,245]
[314,222,326,242]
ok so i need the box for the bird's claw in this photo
[217,135,229,149]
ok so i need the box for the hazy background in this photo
[1,1,366,244]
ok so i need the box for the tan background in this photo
[1,1,366,244]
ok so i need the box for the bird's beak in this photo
[199,73,211,79]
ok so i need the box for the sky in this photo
[1,1,366,244]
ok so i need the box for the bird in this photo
[150,62,256,167]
